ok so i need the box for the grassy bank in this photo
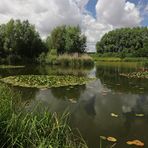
[0,84,87,148]
[90,54,148,62]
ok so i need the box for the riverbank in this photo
[90,54,148,63]
[0,83,87,148]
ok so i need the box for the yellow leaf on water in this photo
[135,114,144,117]
[69,99,77,104]
[111,113,119,118]
[107,137,117,142]
[126,140,144,147]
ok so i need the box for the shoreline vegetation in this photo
[90,54,148,62]
[37,53,94,67]
[0,83,88,148]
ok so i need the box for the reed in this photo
[0,84,87,148]
[56,54,94,67]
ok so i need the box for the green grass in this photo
[1,75,95,89]
[0,84,88,148]
[122,57,148,62]
[90,54,148,62]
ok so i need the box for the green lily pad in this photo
[1,75,95,89]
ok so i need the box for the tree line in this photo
[0,19,86,64]
[96,27,148,57]
[0,19,148,64]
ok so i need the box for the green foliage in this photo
[0,84,87,148]
[0,19,47,64]
[96,27,148,57]
[46,25,86,54]
[1,75,94,88]
[37,49,57,64]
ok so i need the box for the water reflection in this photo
[0,63,148,148]
[96,62,148,94]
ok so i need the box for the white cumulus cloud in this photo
[0,0,142,52]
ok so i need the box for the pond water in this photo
[0,62,148,148]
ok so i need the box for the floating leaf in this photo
[135,114,144,117]
[126,140,144,147]
[107,137,117,142]
[69,99,77,104]
[100,136,106,140]
[111,113,119,118]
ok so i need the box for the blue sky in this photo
[86,0,148,26]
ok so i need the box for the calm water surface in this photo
[0,62,148,148]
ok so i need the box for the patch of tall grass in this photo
[0,84,87,148]
[122,57,148,62]
[56,54,94,67]
[90,54,148,62]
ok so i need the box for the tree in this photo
[47,25,86,54]
[0,19,47,61]
[50,25,66,54]
[65,26,86,53]
[96,27,148,57]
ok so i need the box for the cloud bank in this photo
[0,0,142,52]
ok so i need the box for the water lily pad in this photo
[1,75,95,89]
[69,99,77,104]
[100,136,107,140]
[126,140,144,147]
[135,114,144,117]
[111,113,119,118]
[107,137,117,142]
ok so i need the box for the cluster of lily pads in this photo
[0,75,94,88]
[120,71,148,79]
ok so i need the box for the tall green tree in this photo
[47,25,86,54]
[96,27,148,57]
[50,25,66,54]
[65,26,86,53]
[0,19,47,61]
